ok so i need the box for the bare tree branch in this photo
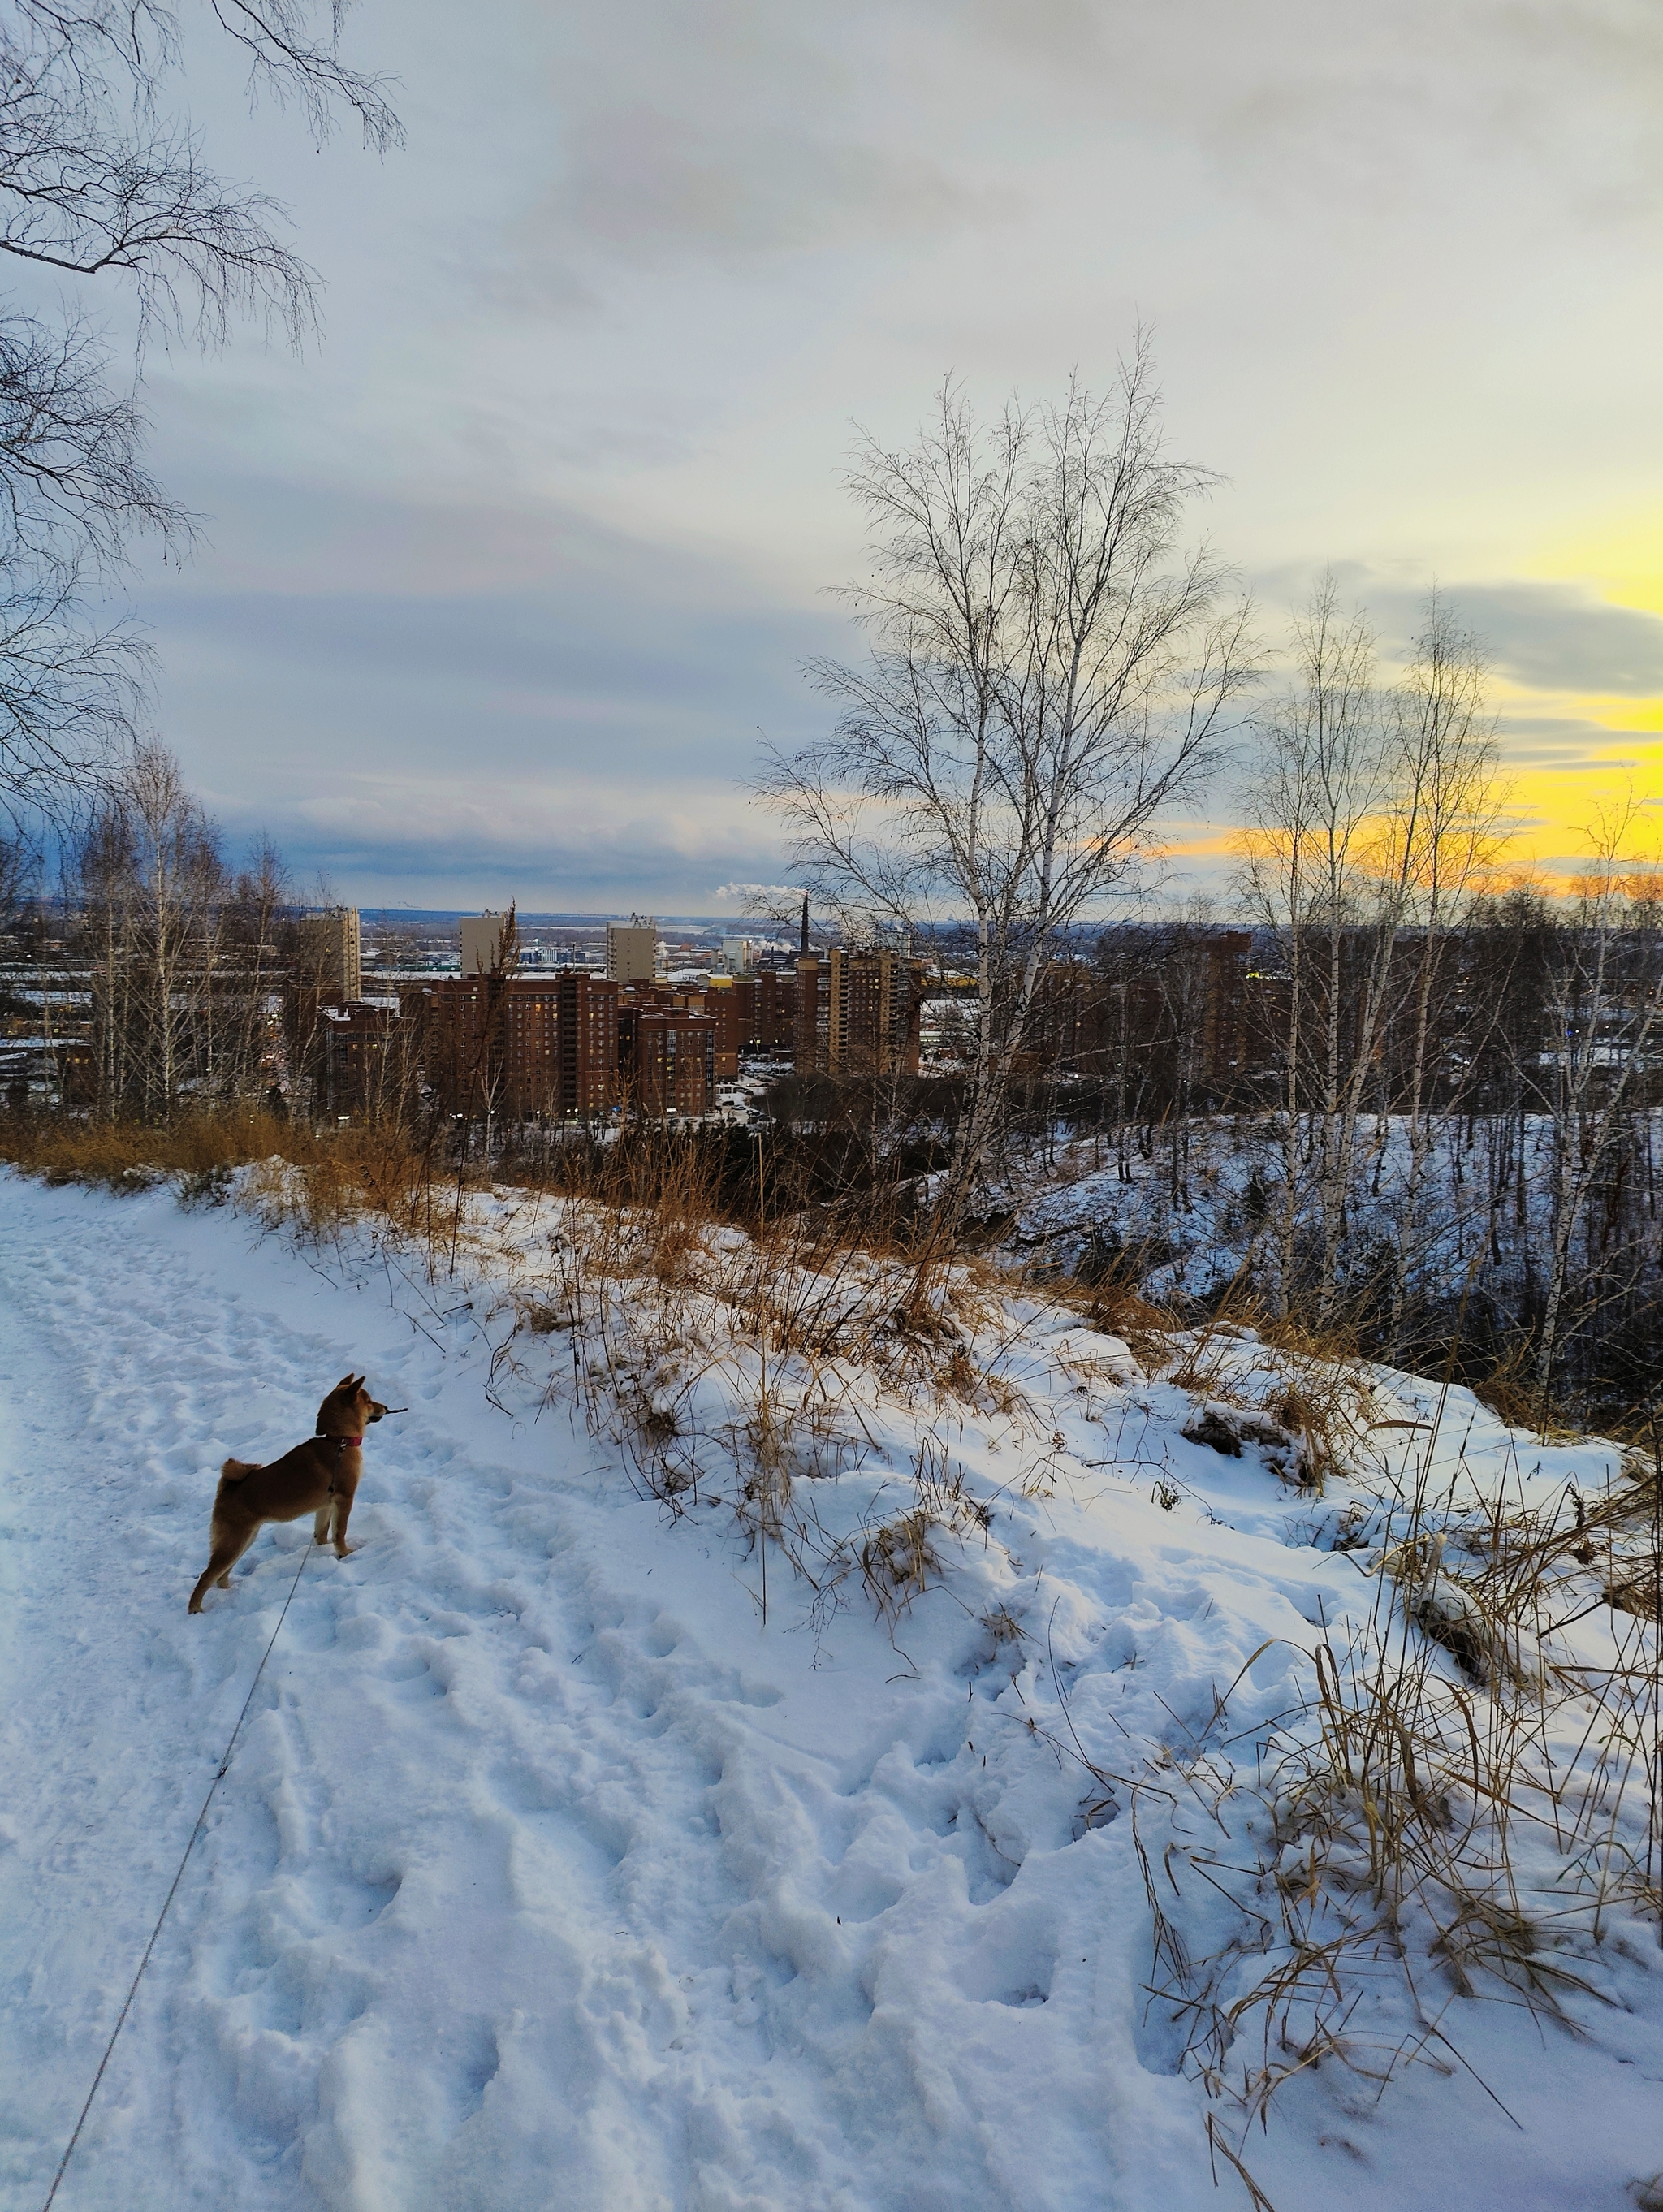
[0,0,396,809]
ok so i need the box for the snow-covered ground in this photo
[1004,1114,1661,1311]
[2,1172,1660,2212]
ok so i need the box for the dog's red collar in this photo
[318,1434,363,1448]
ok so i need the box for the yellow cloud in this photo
[1500,525,1663,854]
[1526,519,1663,620]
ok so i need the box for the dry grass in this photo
[1468,1337,1547,1432]
[455,1136,1104,1647]
[1071,1279,1175,1379]
[0,1105,300,1184]
[856,1436,994,1623]
[1123,1305,1381,1498]
[0,1106,457,1250]
[996,1311,1663,2182]
[534,1137,1041,1502]
[1121,1422,1663,2162]
[858,1507,944,1616]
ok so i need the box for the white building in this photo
[460,912,518,976]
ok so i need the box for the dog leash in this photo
[40,1536,318,2212]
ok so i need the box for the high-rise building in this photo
[460,912,518,977]
[558,974,624,1113]
[607,916,659,983]
[606,915,654,986]
[794,953,822,1070]
[402,973,620,1117]
[705,970,797,1075]
[299,907,361,1003]
[321,1002,410,1117]
[719,935,753,975]
[618,1001,716,1117]
[795,947,925,1078]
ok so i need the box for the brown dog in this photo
[188,1375,390,1614]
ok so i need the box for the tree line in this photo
[1,740,356,1118]
[1039,872,1661,1429]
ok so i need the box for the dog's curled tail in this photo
[220,1457,261,1482]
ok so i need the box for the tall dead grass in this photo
[1080,1284,1380,1497]
[1118,1407,1663,2173]
[527,1133,1038,1614]
[0,1104,302,1185]
[0,1104,473,1271]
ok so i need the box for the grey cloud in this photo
[261,818,790,913]
[962,0,1663,219]
[392,0,1663,360]
[1493,753,1643,772]
[133,482,847,906]
[148,469,779,607]
[555,106,975,264]
[1494,715,1634,741]
[1285,572,1663,697]
[1374,583,1663,694]
[159,585,836,759]
[473,0,991,297]
[1505,748,1614,763]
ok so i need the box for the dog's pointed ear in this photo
[335,1372,356,1390]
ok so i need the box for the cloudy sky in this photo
[126,0,1663,911]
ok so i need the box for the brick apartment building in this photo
[1031,933,1253,1096]
[403,970,735,1120]
[400,973,621,1118]
[704,969,797,1076]
[793,947,927,1078]
[319,1002,409,1115]
[562,975,624,1112]
[618,1000,716,1116]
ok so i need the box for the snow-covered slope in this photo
[2,1174,1658,2212]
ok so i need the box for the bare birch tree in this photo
[1380,596,1505,1353]
[759,344,1254,1229]
[72,741,305,1116]
[79,740,223,1116]
[1239,576,1380,1317]
[1242,581,1509,1328]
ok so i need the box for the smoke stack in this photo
[800,894,810,959]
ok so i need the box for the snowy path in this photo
[2,1177,1660,2212]
[0,1182,1173,2211]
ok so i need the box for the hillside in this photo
[1,1172,1658,2212]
